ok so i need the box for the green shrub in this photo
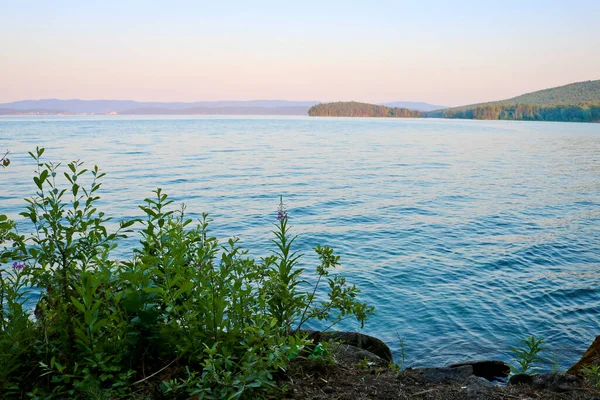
[509,335,545,375]
[0,148,374,398]
[582,365,600,388]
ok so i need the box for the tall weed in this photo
[0,148,373,398]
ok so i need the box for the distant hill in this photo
[0,99,446,116]
[428,80,600,122]
[380,101,447,112]
[308,102,421,118]
[0,99,319,115]
[120,106,310,116]
[495,80,600,106]
[4,82,598,122]
[0,108,67,115]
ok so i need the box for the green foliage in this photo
[509,336,546,375]
[308,101,422,118]
[486,80,600,107]
[437,102,600,122]
[0,264,37,395]
[0,148,374,398]
[356,356,377,370]
[549,352,562,373]
[428,80,600,122]
[582,365,600,388]
[395,333,406,371]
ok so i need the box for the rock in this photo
[464,375,493,399]
[508,373,534,386]
[567,335,600,377]
[448,360,510,381]
[509,372,583,392]
[407,365,474,383]
[331,344,387,368]
[532,372,583,392]
[305,330,393,362]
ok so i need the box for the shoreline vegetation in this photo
[308,101,600,123]
[0,148,376,398]
[309,80,600,123]
[308,102,422,118]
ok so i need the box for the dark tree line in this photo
[308,100,600,123]
[440,103,600,123]
[308,102,422,118]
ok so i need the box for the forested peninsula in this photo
[308,102,422,118]
[429,80,600,122]
[309,80,600,123]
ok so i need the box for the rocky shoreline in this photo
[280,331,600,399]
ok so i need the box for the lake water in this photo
[1,115,599,370]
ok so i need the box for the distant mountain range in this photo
[0,99,446,115]
[0,100,318,115]
[119,106,312,116]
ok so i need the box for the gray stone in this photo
[303,330,394,362]
[464,375,493,399]
[331,344,387,368]
[509,372,583,392]
[532,372,583,392]
[508,373,533,386]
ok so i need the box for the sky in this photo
[1,0,599,106]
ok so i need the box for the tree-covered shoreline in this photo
[308,102,422,118]
[429,102,600,123]
[309,80,600,123]
[309,101,600,123]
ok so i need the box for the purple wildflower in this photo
[277,196,288,221]
[12,261,26,271]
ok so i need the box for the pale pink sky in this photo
[1,1,599,107]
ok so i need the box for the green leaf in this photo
[173,281,194,300]
[33,176,42,190]
[70,297,86,313]
[120,220,136,229]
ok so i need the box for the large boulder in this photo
[305,330,393,362]
[331,344,387,368]
[464,375,494,399]
[509,372,583,392]
[508,373,533,386]
[448,360,510,381]
[567,335,600,377]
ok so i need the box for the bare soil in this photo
[279,355,600,400]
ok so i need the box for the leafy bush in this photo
[582,365,600,388]
[0,148,373,398]
[509,336,546,375]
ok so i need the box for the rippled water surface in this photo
[1,115,599,369]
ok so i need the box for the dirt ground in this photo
[279,352,600,400]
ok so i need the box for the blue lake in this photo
[1,115,599,369]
